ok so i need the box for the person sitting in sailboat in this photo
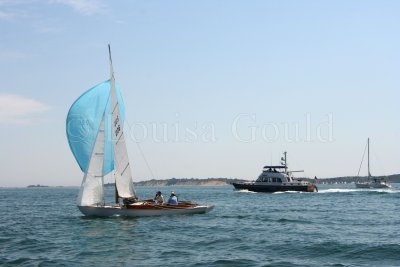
[167,192,178,205]
[122,196,138,205]
[154,191,164,204]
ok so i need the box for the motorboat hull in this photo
[78,202,214,217]
[232,182,317,193]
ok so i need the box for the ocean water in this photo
[1,184,400,267]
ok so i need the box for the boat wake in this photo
[318,188,400,194]
[234,190,258,194]
[272,191,304,194]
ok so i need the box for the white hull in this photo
[78,203,214,217]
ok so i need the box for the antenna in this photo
[283,151,287,174]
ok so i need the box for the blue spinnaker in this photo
[66,80,125,174]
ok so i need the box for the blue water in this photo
[1,184,400,266]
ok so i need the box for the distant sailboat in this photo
[66,45,214,216]
[355,138,391,189]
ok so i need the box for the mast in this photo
[108,44,114,81]
[107,44,137,202]
[367,138,371,178]
[115,183,119,204]
[283,151,287,174]
[108,44,118,204]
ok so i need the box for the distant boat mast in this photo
[368,138,371,179]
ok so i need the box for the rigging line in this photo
[370,145,386,176]
[357,140,368,176]
[135,142,155,180]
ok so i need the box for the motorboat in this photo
[232,152,317,193]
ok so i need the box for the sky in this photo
[0,0,399,187]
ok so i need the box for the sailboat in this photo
[355,138,391,189]
[66,45,214,217]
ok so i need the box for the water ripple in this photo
[1,185,400,266]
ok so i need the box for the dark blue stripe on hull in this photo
[232,183,311,193]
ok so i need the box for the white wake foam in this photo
[318,188,399,194]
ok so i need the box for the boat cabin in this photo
[256,165,293,183]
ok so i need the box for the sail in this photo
[68,44,135,206]
[77,115,106,206]
[66,80,125,175]
[110,76,136,199]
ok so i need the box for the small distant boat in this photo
[355,138,391,189]
[232,152,318,193]
[66,45,214,217]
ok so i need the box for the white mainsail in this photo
[109,45,136,199]
[77,114,106,206]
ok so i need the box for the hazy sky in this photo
[1,0,399,187]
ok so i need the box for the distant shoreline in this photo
[116,178,244,187]
[18,174,400,188]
